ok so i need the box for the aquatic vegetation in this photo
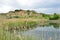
[2,21,38,31]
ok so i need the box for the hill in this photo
[0,9,60,20]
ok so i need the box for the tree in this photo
[15,9,20,12]
[27,10,30,15]
[31,10,36,14]
[49,13,59,20]
[53,13,59,19]
[15,9,23,12]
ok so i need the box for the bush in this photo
[15,9,20,12]
[27,10,30,15]
[49,13,59,20]
[14,16,20,18]
[7,15,12,19]
[53,13,59,19]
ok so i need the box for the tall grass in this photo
[0,20,39,40]
[2,21,38,31]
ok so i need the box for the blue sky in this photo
[0,0,60,14]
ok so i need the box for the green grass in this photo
[2,21,38,31]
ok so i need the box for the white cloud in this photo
[0,0,60,13]
[0,5,12,13]
[16,0,49,8]
[17,0,32,6]
[35,8,60,14]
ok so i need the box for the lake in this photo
[14,23,60,40]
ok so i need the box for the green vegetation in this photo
[3,21,38,31]
[49,13,60,20]
[0,9,60,20]
[13,16,20,18]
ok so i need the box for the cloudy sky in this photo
[0,0,60,14]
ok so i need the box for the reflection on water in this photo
[22,27,60,40]
[16,23,60,40]
[50,23,60,29]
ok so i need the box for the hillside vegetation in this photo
[0,9,60,20]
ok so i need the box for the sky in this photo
[0,0,60,14]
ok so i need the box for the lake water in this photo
[17,23,60,40]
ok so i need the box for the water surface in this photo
[17,23,60,40]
